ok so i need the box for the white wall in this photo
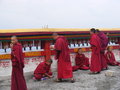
[0,49,119,76]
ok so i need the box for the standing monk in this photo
[89,28,101,74]
[51,33,75,83]
[10,36,27,90]
[96,29,109,70]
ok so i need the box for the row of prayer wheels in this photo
[0,37,119,54]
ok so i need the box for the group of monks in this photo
[72,28,120,74]
[89,28,120,74]
[10,29,120,90]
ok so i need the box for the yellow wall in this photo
[0,28,120,33]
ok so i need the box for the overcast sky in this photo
[0,0,120,29]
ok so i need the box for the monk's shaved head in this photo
[46,59,53,63]
[45,59,53,65]
[11,36,18,44]
[52,32,58,36]
[52,32,59,40]
[11,36,17,39]
[95,29,100,34]
[78,48,83,54]
[90,28,96,33]
[107,46,112,51]
[90,28,96,35]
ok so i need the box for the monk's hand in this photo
[47,75,53,78]
[50,45,55,49]
[49,75,53,78]
[45,73,52,78]
[50,76,54,78]
[12,61,19,67]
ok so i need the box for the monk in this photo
[51,33,75,83]
[72,48,89,71]
[10,36,27,90]
[96,29,109,70]
[33,59,53,80]
[105,47,120,66]
[89,28,101,74]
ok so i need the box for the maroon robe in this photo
[34,62,52,80]
[11,43,27,90]
[97,32,109,69]
[105,51,120,66]
[72,53,89,71]
[55,36,73,79]
[90,34,101,72]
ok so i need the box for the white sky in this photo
[0,0,120,29]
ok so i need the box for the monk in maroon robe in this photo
[105,47,120,66]
[33,60,53,80]
[72,48,89,71]
[10,36,27,90]
[96,29,109,70]
[89,28,101,74]
[52,33,75,83]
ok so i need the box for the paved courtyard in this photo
[1,65,120,90]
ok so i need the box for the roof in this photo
[0,28,120,33]
[0,28,120,41]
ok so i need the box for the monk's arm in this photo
[11,48,19,67]
[19,45,24,68]
[90,36,100,54]
[11,53,19,67]
[44,73,52,78]
[107,53,110,60]
[75,57,80,65]
[55,39,62,59]
[91,45,99,54]
[55,50,61,59]
[14,46,24,68]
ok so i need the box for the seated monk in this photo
[105,47,120,66]
[33,59,53,80]
[72,48,89,71]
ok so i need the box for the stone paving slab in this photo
[1,66,120,90]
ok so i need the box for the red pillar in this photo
[44,40,51,61]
